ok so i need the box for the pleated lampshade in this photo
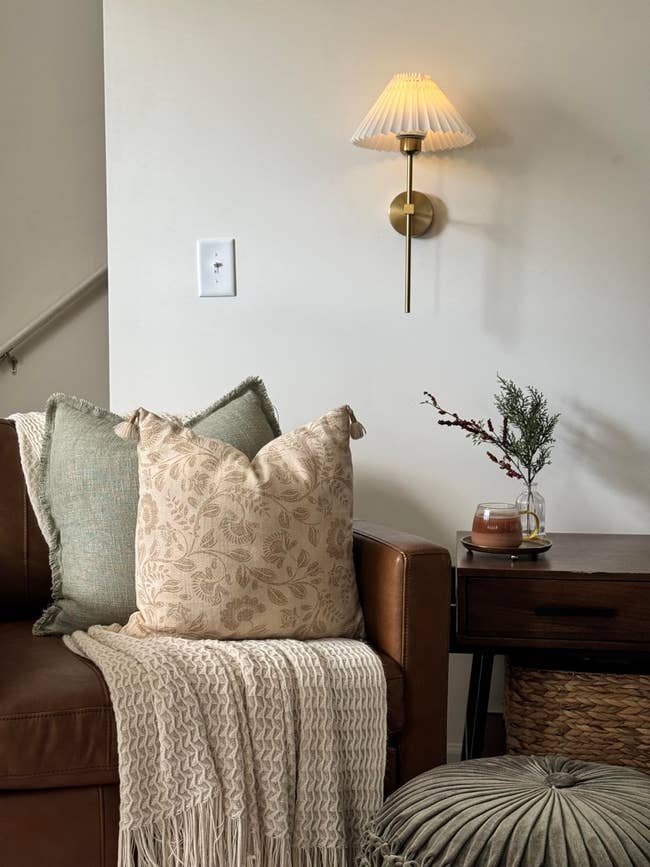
[351,72,475,153]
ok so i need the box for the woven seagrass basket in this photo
[505,661,650,773]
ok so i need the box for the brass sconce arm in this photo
[389,135,434,313]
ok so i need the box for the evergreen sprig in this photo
[423,375,560,486]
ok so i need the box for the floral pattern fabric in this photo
[122,407,365,639]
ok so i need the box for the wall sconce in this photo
[352,73,475,312]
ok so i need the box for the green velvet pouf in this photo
[361,755,650,866]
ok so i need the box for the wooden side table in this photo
[453,532,650,760]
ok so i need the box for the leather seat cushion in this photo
[0,621,117,790]
[0,621,404,790]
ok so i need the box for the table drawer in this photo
[461,577,650,646]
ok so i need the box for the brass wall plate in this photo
[389,191,434,237]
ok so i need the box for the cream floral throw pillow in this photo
[118,405,366,639]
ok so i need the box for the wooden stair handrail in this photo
[0,266,107,374]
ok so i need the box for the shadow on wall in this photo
[563,400,650,509]
[416,92,523,343]
[421,196,448,239]
[354,469,454,547]
[416,91,629,347]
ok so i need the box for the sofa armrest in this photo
[0,420,51,619]
[353,521,451,783]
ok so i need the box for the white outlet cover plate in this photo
[197,238,236,297]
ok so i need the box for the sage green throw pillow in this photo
[33,377,280,635]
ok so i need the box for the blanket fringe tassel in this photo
[119,795,359,867]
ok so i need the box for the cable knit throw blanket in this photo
[65,628,386,867]
[9,411,387,867]
[7,411,50,539]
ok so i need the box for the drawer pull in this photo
[534,605,616,618]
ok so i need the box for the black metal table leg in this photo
[461,651,494,760]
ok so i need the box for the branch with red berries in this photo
[423,378,559,487]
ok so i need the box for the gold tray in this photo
[461,534,552,559]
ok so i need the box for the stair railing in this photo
[0,266,108,374]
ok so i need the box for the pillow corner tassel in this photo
[114,409,141,441]
[346,405,366,440]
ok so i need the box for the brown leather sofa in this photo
[0,418,452,867]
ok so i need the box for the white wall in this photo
[0,0,108,417]
[104,0,650,753]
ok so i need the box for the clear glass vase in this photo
[516,483,546,536]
